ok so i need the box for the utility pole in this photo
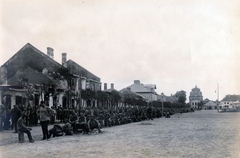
[217,83,219,112]
[161,93,164,117]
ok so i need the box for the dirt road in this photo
[0,110,239,158]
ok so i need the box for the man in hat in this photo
[37,101,54,140]
[17,111,34,143]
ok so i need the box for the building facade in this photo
[0,43,101,110]
[121,80,158,103]
[220,94,240,110]
[64,59,101,108]
[202,100,217,110]
[189,86,203,108]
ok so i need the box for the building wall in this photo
[220,101,237,109]
[189,86,203,108]
[137,92,158,102]
[203,101,217,110]
[0,89,27,109]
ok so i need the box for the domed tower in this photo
[189,86,203,108]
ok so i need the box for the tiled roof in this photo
[221,95,240,102]
[8,67,54,86]
[66,60,100,82]
[166,96,178,103]
[119,88,146,99]
[157,94,178,103]
[145,84,157,89]
[126,82,157,93]
[2,43,68,80]
[128,83,151,92]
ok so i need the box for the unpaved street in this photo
[0,110,240,158]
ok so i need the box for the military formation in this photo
[0,103,193,143]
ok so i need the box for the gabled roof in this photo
[119,88,146,100]
[2,43,68,80]
[66,60,100,82]
[203,100,217,106]
[8,67,54,86]
[166,96,178,103]
[123,81,156,94]
[157,94,178,103]
[145,84,157,89]
[221,95,240,102]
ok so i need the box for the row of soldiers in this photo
[47,105,167,137]
[56,105,175,126]
[51,105,175,136]
[0,102,186,133]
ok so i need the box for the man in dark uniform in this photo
[0,104,5,132]
[147,105,153,120]
[69,111,78,133]
[11,105,21,133]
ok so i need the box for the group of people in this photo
[0,101,55,143]
[0,104,39,133]
[0,101,194,143]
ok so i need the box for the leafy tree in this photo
[96,90,109,107]
[174,90,187,105]
[110,90,121,106]
[122,93,135,106]
[136,98,147,106]
[81,88,96,106]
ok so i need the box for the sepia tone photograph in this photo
[0,0,240,158]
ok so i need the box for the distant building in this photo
[202,100,217,110]
[189,86,203,108]
[157,94,178,103]
[220,94,240,110]
[121,80,157,103]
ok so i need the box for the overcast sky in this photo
[1,0,240,101]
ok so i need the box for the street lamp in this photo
[161,92,164,117]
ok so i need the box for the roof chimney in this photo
[111,83,114,89]
[47,47,54,59]
[62,53,67,67]
[134,80,140,84]
[104,83,107,90]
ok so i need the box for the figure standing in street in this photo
[0,104,6,132]
[147,105,153,120]
[4,108,11,130]
[37,101,54,140]
[11,105,21,133]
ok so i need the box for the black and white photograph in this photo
[0,0,240,157]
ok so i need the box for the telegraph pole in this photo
[217,83,219,112]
